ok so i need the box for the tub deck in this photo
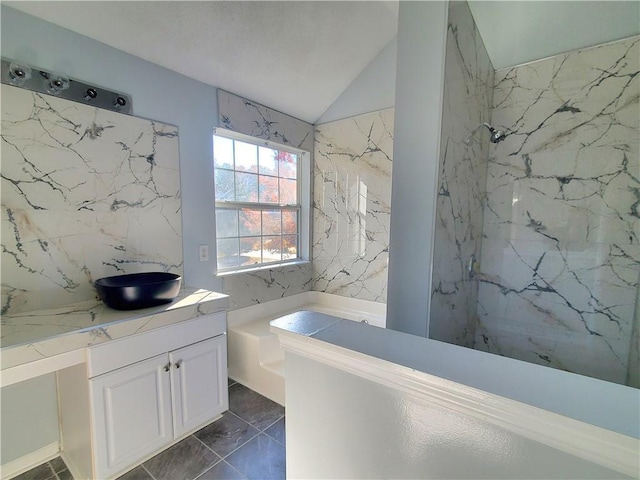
[227,292,386,405]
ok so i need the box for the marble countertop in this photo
[1,288,229,370]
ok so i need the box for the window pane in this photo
[217,238,239,269]
[235,141,258,173]
[282,235,298,259]
[213,135,234,168]
[239,208,261,236]
[280,178,297,204]
[278,151,297,180]
[282,210,297,234]
[240,237,261,266]
[215,169,235,201]
[235,172,258,202]
[262,236,282,262]
[259,146,278,175]
[216,208,238,238]
[259,175,279,203]
[262,210,281,235]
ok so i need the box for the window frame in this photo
[213,127,311,275]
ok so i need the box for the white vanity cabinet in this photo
[58,312,228,480]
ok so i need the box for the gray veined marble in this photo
[430,0,494,348]
[216,90,314,310]
[1,85,182,315]
[476,36,639,385]
[313,109,394,303]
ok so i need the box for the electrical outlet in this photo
[198,244,209,262]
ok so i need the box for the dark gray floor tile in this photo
[143,435,221,480]
[225,434,285,480]
[13,463,55,480]
[228,378,237,387]
[49,457,67,473]
[56,469,74,480]
[228,383,284,431]
[196,461,247,480]
[264,417,285,446]
[116,465,154,480]
[195,412,260,457]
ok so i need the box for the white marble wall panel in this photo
[218,89,313,152]
[476,37,639,385]
[430,1,494,347]
[1,85,182,315]
[313,109,393,303]
[216,90,314,308]
[222,263,312,310]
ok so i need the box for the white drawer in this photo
[87,312,226,378]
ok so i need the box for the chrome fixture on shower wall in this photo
[464,122,506,145]
[1,58,133,115]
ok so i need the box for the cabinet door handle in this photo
[164,363,171,372]
[174,361,182,369]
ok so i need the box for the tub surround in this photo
[1,289,228,377]
[227,291,385,405]
[313,109,394,303]
[216,90,314,310]
[429,0,494,348]
[272,310,639,478]
[1,84,183,316]
[477,36,640,385]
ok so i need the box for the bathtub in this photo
[227,291,386,405]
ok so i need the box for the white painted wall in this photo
[386,1,448,336]
[285,353,632,479]
[316,36,397,125]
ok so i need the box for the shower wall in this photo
[429,0,494,347]
[313,109,394,302]
[476,37,640,385]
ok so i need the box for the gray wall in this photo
[1,5,222,465]
[1,374,59,467]
[386,1,448,336]
[316,37,397,125]
[1,5,222,294]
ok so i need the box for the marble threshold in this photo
[1,289,229,372]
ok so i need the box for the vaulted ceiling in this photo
[6,1,639,124]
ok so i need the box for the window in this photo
[213,129,309,272]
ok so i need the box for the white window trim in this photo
[212,127,311,276]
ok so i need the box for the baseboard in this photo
[1,442,60,480]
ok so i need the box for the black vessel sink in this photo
[95,272,182,310]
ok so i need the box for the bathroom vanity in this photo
[1,289,229,480]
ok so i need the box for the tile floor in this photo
[14,380,286,480]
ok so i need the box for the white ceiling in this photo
[5,1,399,124]
[5,1,639,123]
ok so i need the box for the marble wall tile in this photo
[216,90,314,309]
[1,85,182,314]
[218,89,313,152]
[429,0,494,347]
[313,109,394,303]
[477,36,639,385]
[222,263,313,310]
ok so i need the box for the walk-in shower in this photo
[430,1,639,388]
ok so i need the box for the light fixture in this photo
[44,73,70,96]
[8,62,32,86]
[1,57,133,115]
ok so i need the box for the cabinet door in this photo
[171,335,228,437]
[90,353,173,479]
